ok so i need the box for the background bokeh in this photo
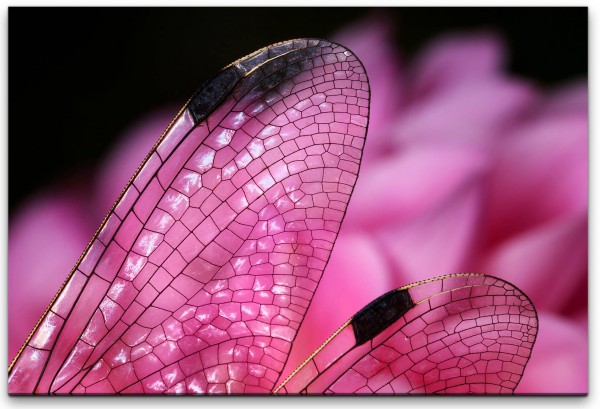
[8,7,587,212]
[8,7,588,394]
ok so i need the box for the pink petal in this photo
[516,311,587,394]
[478,215,587,314]
[8,190,94,360]
[376,182,484,285]
[536,79,588,117]
[485,113,588,244]
[394,76,537,147]
[345,144,488,230]
[410,32,506,97]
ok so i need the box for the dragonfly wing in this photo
[8,39,370,394]
[275,274,538,395]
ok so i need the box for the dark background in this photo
[8,7,588,215]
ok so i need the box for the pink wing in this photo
[275,274,538,395]
[8,39,370,394]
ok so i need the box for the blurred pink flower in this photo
[9,18,587,393]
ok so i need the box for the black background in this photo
[8,7,588,215]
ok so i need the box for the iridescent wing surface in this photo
[8,39,370,394]
[274,274,538,395]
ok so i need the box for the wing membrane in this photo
[8,39,370,395]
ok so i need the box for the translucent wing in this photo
[274,274,538,395]
[8,39,370,394]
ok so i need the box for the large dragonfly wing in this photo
[8,39,370,394]
[274,274,538,394]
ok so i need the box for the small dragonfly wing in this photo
[275,274,538,395]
